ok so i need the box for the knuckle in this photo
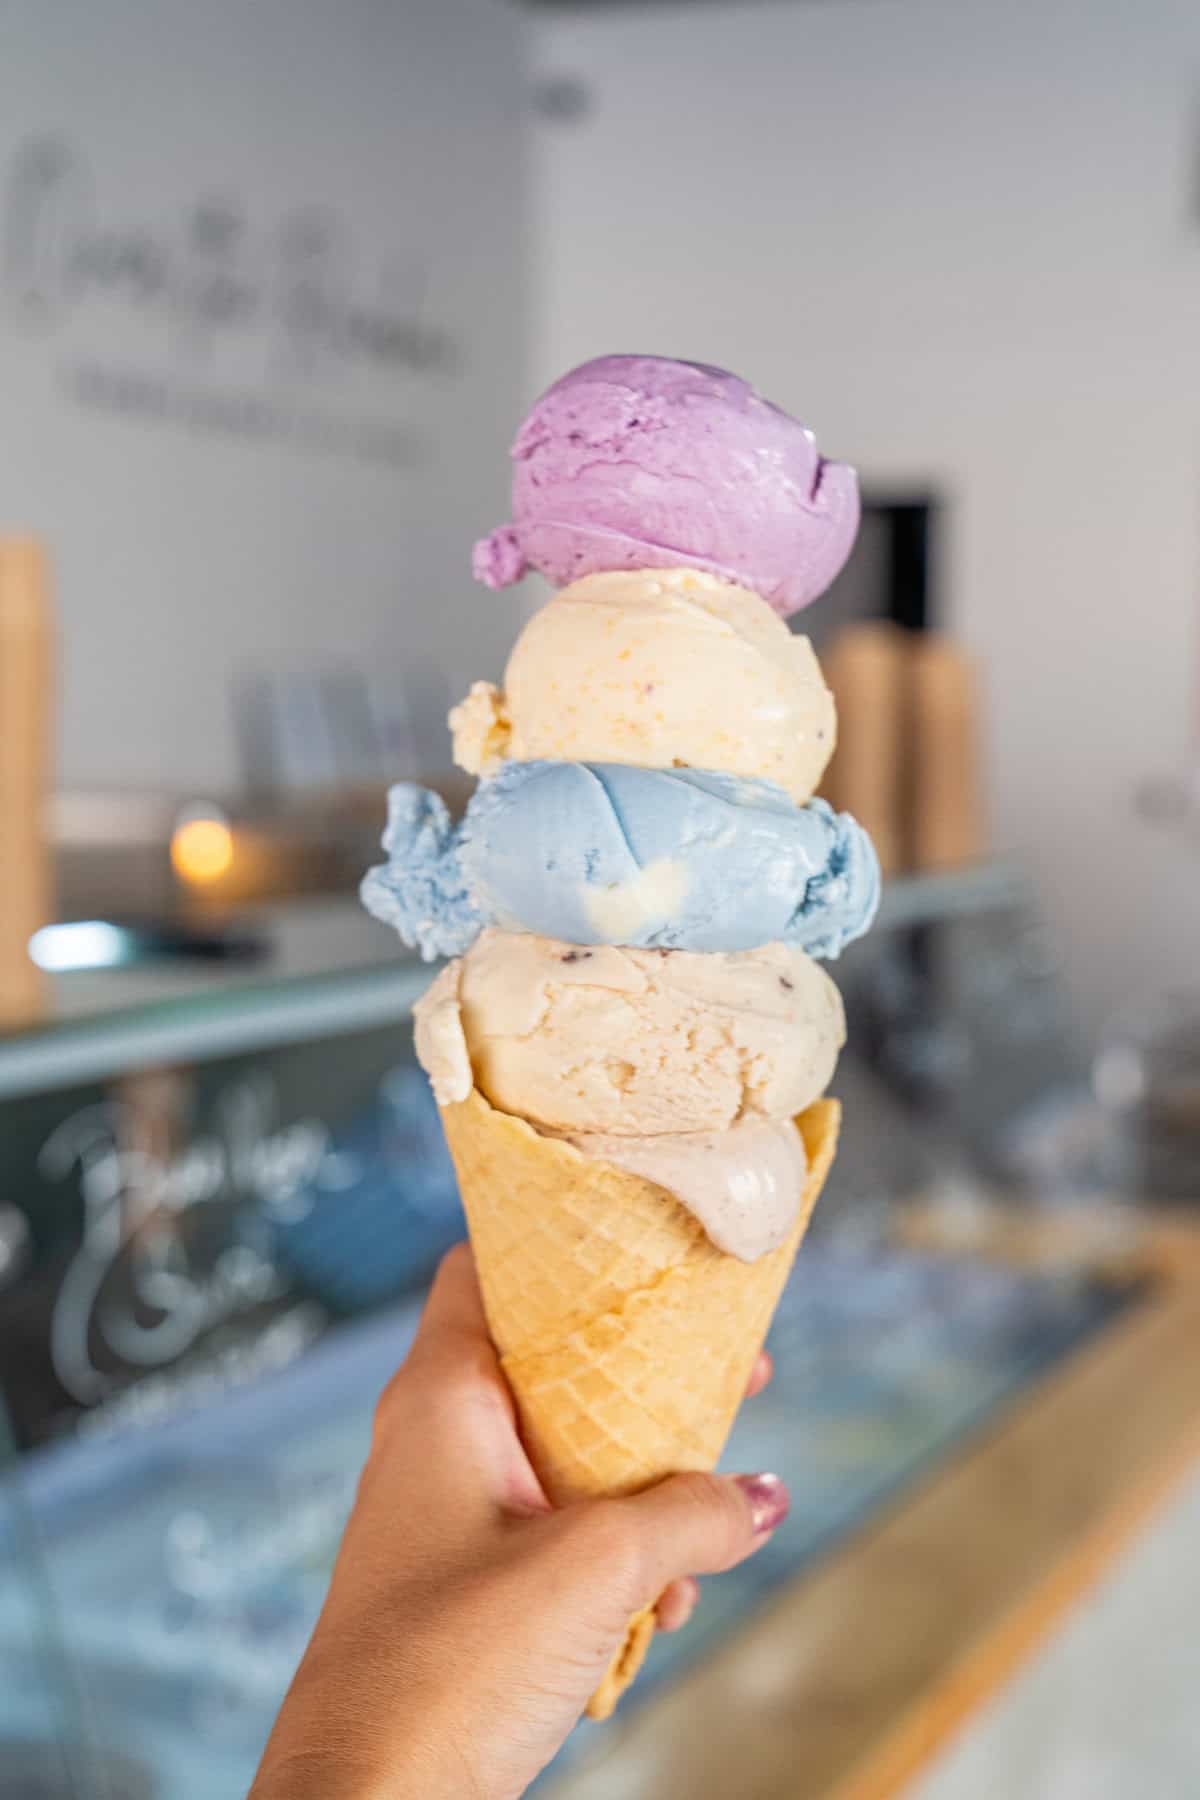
[377,1332,511,1462]
[407,1323,488,1390]
[438,1240,475,1282]
[576,1501,646,1597]
[370,1363,413,1443]
[431,1334,504,1411]
[673,1468,725,1517]
[673,1471,743,1545]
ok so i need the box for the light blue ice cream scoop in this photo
[361,761,879,963]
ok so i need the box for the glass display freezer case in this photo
[0,880,1143,1798]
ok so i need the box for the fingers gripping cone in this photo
[439,1088,841,1718]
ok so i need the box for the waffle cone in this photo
[438,1088,841,1719]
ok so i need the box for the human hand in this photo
[250,1243,787,1800]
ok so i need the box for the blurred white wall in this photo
[0,0,528,793]
[529,0,1200,1036]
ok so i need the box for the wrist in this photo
[251,1747,385,1800]
[251,1672,494,1800]
[252,1739,446,1800]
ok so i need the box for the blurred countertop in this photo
[0,897,430,1101]
[913,1465,1200,1800]
[0,860,1033,1104]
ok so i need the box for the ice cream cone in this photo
[438,1088,841,1718]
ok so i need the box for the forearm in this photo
[250,1699,464,1800]
[250,1628,506,1800]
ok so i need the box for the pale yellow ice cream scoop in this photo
[414,928,844,1138]
[450,568,835,803]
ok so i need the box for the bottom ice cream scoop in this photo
[413,928,844,1137]
[567,1116,808,1261]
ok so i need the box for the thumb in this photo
[603,1470,790,1605]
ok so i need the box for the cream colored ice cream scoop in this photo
[414,928,844,1137]
[450,568,835,803]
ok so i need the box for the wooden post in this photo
[0,538,53,1029]
[820,621,908,877]
[909,632,984,872]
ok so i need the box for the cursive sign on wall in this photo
[1,133,460,464]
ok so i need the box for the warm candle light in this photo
[171,813,236,885]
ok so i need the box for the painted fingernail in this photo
[733,1472,790,1535]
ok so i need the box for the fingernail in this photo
[733,1472,790,1535]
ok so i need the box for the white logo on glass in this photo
[39,1072,355,1403]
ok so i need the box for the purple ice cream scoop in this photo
[473,354,859,617]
